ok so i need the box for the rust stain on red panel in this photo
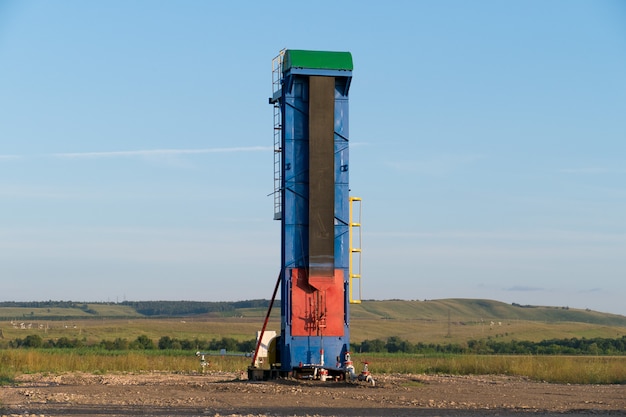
[290,268,345,337]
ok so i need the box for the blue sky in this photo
[1,1,625,315]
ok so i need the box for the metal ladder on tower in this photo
[271,50,285,220]
[349,197,362,304]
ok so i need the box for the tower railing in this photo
[271,50,285,220]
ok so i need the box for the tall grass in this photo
[2,350,625,385]
[355,353,626,384]
[0,349,250,379]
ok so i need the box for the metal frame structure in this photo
[268,50,355,377]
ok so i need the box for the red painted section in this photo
[290,268,345,337]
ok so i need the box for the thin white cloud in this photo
[0,147,273,160]
[579,288,602,293]
[52,146,273,159]
[505,285,544,292]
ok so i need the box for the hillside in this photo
[1,299,625,346]
[1,299,625,326]
[350,298,626,327]
[348,299,626,344]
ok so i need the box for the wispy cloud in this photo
[505,285,544,292]
[0,146,273,160]
[54,146,273,158]
[579,288,602,293]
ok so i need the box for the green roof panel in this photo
[284,50,353,72]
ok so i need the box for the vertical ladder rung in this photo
[349,196,362,304]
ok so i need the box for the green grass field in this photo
[0,317,271,345]
[1,349,625,385]
[2,298,625,347]
[4,316,623,348]
[1,299,626,385]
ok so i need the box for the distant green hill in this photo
[350,298,626,327]
[1,298,625,327]
[347,299,626,344]
[1,299,625,345]
[0,300,268,320]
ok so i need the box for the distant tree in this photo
[22,334,43,348]
[158,336,175,350]
[131,335,155,350]
[357,338,387,353]
[237,339,256,353]
[216,337,238,352]
[99,339,115,350]
[157,336,182,350]
[385,336,401,353]
[55,337,74,348]
[112,338,129,350]
[180,339,196,350]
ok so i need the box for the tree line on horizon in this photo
[5,334,256,353]
[354,335,626,355]
[0,300,271,317]
[5,334,626,356]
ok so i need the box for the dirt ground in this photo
[1,372,625,417]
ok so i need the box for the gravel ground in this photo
[1,371,625,417]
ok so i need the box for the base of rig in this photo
[247,361,375,386]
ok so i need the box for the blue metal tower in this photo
[268,49,355,377]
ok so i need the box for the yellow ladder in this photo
[349,197,362,304]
